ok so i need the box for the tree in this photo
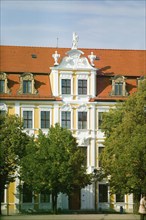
[20,123,92,213]
[0,114,30,215]
[100,79,146,207]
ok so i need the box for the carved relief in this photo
[78,103,87,111]
[137,76,146,87]
[0,103,7,111]
[58,49,95,69]
[61,103,71,111]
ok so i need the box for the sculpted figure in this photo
[88,52,96,66]
[72,32,79,49]
[52,51,60,65]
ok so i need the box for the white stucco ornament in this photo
[52,51,60,65]
[88,52,96,66]
[72,32,79,49]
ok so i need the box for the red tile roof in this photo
[0,45,146,76]
[0,45,145,101]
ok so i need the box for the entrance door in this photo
[69,189,80,210]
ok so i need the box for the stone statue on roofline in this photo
[88,52,96,66]
[72,32,79,49]
[52,51,60,66]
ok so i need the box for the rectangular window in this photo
[22,183,32,203]
[61,111,71,129]
[116,194,124,202]
[62,79,71,94]
[99,184,108,202]
[0,80,5,93]
[23,111,32,129]
[78,112,87,129]
[98,112,103,129]
[115,82,123,95]
[23,80,32,94]
[40,191,50,203]
[41,111,50,128]
[78,80,87,95]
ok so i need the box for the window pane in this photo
[61,111,71,129]
[78,112,87,129]
[22,183,32,203]
[23,81,32,93]
[40,191,50,203]
[115,82,123,95]
[78,80,87,95]
[0,80,5,93]
[99,184,108,202]
[23,111,32,128]
[98,147,104,167]
[62,79,71,94]
[98,112,103,129]
[119,83,123,95]
[41,111,50,128]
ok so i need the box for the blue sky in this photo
[1,0,146,49]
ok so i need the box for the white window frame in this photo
[60,104,73,130]
[39,106,52,130]
[22,107,34,130]
[76,73,89,96]
[60,72,73,96]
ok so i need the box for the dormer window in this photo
[0,72,10,94]
[18,73,37,95]
[110,75,128,96]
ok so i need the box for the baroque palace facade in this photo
[0,34,146,214]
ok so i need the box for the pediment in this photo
[53,49,95,70]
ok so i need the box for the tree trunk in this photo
[52,192,58,214]
[133,193,141,214]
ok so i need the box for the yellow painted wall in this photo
[110,194,115,209]
[34,107,39,129]
[8,105,15,115]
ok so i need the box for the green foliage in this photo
[20,123,92,213]
[0,114,30,214]
[101,79,146,196]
